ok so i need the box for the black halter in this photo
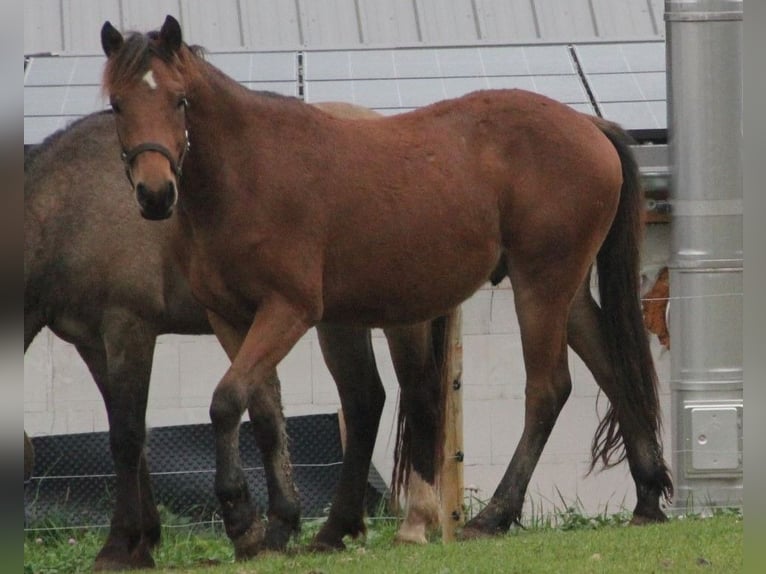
[120,131,190,187]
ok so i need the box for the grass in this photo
[24,508,743,574]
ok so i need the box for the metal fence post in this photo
[665,0,743,513]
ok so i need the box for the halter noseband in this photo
[120,132,190,187]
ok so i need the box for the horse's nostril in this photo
[164,181,177,210]
[135,181,175,220]
[135,183,151,209]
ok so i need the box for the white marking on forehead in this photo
[142,70,158,90]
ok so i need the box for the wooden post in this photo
[441,307,464,542]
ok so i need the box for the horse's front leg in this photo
[207,302,310,560]
[76,314,160,571]
[246,372,301,551]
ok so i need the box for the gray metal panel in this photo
[121,0,181,33]
[534,0,597,39]
[24,0,65,54]
[415,0,480,44]
[357,0,421,45]
[590,0,663,38]
[649,0,667,37]
[688,406,740,471]
[474,0,541,42]
[181,0,244,49]
[24,1,666,55]
[297,0,363,46]
[240,0,302,47]
[61,0,122,53]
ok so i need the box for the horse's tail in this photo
[390,311,454,511]
[589,118,672,499]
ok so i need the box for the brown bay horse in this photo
[100,14,672,559]
[25,107,450,570]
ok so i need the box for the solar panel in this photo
[24,52,300,144]
[25,43,668,144]
[24,55,107,86]
[303,45,592,115]
[573,42,666,130]
[574,42,665,74]
[206,52,297,83]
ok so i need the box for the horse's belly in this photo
[322,243,501,326]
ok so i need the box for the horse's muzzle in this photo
[136,181,177,220]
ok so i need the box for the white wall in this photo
[24,226,671,519]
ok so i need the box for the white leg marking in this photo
[395,471,441,545]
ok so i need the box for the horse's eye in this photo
[177,96,188,110]
[110,101,121,114]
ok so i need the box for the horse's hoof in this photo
[94,543,156,571]
[232,520,268,560]
[457,525,494,541]
[307,535,346,553]
[394,524,428,545]
[630,510,668,525]
[262,518,299,551]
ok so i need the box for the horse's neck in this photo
[188,57,316,140]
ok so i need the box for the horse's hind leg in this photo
[461,272,574,538]
[309,324,386,551]
[567,280,669,523]
[384,322,443,544]
[77,314,160,570]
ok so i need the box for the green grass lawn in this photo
[24,510,742,574]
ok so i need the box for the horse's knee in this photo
[210,381,247,431]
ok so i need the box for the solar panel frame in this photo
[24,42,668,144]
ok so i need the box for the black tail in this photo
[390,311,455,510]
[589,119,672,500]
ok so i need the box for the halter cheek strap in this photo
[120,131,190,187]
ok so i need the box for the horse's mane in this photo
[102,30,206,96]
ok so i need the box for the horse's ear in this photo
[159,15,183,54]
[100,21,123,57]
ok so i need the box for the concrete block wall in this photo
[24,227,671,519]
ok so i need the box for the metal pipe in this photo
[665,0,743,513]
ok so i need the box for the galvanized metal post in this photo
[665,0,743,513]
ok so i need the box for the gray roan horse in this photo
[25,106,454,570]
[100,14,672,563]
